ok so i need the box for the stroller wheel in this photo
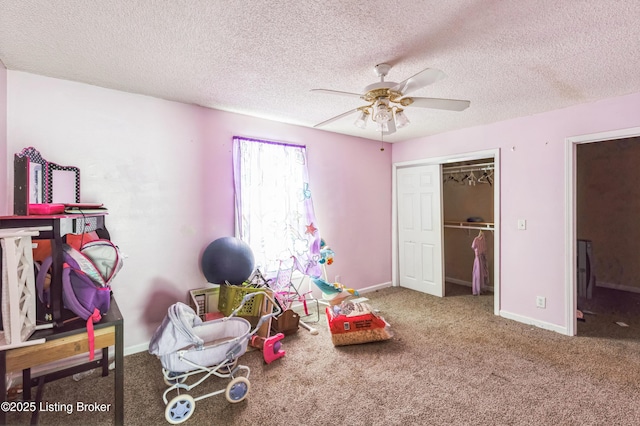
[225,377,251,403]
[165,394,195,424]
[163,371,187,386]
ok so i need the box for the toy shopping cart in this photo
[149,291,280,424]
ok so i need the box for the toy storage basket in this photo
[217,285,265,317]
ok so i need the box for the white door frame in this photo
[392,148,501,315]
[564,126,640,336]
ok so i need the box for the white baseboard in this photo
[434,279,534,329]
[126,342,150,355]
[596,281,640,294]
[357,281,393,294]
[445,277,494,292]
[446,277,471,286]
[499,309,569,335]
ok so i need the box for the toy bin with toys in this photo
[189,286,223,321]
[325,300,393,346]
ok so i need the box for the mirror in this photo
[48,163,80,204]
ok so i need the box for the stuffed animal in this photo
[318,239,335,265]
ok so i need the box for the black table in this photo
[0,296,124,425]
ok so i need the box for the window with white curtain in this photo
[232,137,323,277]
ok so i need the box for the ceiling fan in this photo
[312,63,470,135]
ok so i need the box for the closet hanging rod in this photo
[442,162,494,174]
[444,224,494,231]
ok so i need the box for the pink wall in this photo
[5,71,392,350]
[0,61,7,215]
[199,111,392,288]
[393,91,640,331]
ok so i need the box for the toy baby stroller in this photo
[149,291,280,424]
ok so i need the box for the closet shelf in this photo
[444,220,494,231]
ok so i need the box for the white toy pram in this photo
[149,291,279,424]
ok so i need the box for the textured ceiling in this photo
[1,1,640,143]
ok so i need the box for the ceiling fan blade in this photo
[313,108,359,128]
[393,68,447,95]
[407,97,471,111]
[311,89,363,98]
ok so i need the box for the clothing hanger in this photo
[444,174,460,184]
[478,171,491,186]
[469,171,477,186]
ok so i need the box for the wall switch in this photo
[517,219,527,230]
[536,296,546,308]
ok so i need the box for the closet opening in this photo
[393,149,500,315]
[442,159,495,309]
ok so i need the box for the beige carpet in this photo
[7,283,640,425]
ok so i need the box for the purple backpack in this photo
[36,244,113,360]
[36,248,111,320]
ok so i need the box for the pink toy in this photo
[250,333,285,364]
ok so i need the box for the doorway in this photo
[392,149,500,314]
[567,129,640,336]
[565,126,640,336]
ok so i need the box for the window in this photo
[232,137,322,277]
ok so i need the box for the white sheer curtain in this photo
[232,137,322,277]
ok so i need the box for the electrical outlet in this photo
[536,296,546,308]
[335,275,341,283]
[518,219,527,230]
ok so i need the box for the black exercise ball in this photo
[201,237,255,285]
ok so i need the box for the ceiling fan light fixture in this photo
[394,108,410,129]
[354,109,369,129]
[373,100,392,123]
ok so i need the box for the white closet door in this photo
[397,165,444,297]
